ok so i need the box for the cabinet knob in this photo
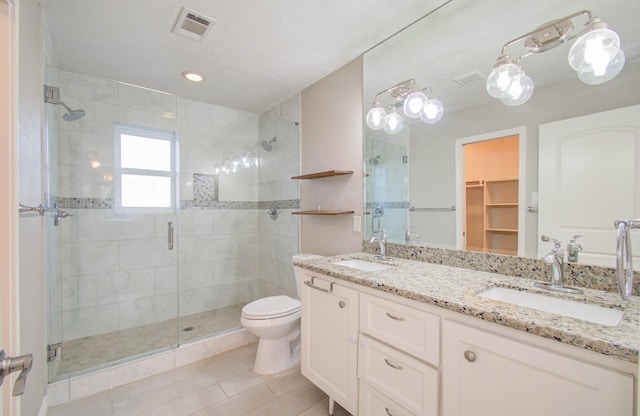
[464,350,476,362]
[338,301,346,308]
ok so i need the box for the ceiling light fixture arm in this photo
[498,9,592,57]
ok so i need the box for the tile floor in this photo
[54,304,245,377]
[48,343,352,416]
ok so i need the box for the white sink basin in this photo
[333,259,392,272]
[478,287,623,327]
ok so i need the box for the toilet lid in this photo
[242,295,301,319]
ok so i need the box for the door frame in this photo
[1,0,20,413]
[454,126,526,256]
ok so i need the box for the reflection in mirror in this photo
[363,0,640,268]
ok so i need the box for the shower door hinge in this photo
[47,343,62,363]
[402,155,408,164]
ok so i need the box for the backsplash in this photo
[362,241,640,296]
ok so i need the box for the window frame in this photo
[113,122,176,213]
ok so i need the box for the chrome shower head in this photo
[58,101,86,121]
[261,137,277,152]
[44,85,86,121]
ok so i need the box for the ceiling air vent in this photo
[453,71,485,87]
[172,8,215,41]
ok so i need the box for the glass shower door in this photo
[45,67,180,381]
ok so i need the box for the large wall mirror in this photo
[363,0,640,268]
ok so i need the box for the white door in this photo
[1,0,19,414]
[538,104,640,268]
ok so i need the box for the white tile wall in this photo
[53,70,298,348]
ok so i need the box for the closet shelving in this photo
[483,177,518,255]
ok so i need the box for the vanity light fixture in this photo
[487,10,625,106]
[365,79,444,134]
[181,70,205,82]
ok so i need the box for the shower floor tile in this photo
[54,304,245,378]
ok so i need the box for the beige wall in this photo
[17,0,47,413]
[299,57,363,255]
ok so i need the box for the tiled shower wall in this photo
[51,69,269,341]
[258,95,301,297]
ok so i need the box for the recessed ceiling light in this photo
[181,71,205,82]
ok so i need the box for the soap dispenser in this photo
[566,235,583,263]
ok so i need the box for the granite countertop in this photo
[295,252,640,364]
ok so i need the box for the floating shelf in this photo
[292,210,355,216]
[291,170,353,180]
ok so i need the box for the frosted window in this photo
[120,134,171,171]
[114,123,175,212]
[121,174,172,208]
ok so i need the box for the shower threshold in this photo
[53,303,245,379]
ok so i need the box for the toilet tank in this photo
[292,253,324,298]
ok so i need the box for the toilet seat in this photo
[241,295,301,320]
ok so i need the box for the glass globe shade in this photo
[578,49,625,85]
[384,111,403,135]
[486,63,521,98]
[568,27,620,74]
[500,73,534,106]
[403,91,427,118]
[366,106,387,130]
[419,99,444,124]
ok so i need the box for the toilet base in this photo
[253,337,300,375]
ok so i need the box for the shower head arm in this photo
[56,101,74,113]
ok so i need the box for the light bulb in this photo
[366,106,387,130]
[568,26,620,74]
[578,49,625,85]
[500,72,534,106]
[383,111,403,135]
[486,63,521,98]
[419,99,444,124]
[403,91,427,118]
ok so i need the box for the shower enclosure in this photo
[44,67,272,381]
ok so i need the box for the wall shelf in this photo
[292,170,353,180]
[292,210,355,216]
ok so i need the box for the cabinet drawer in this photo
[360,293,439,365]
[359,335,439,416]
[360,382,416,416]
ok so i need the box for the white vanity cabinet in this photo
[300,273,359,415]
[442,320,634,416]
[358,293,440,416]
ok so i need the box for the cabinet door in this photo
[301,275,359,415]
[442,321,634,416]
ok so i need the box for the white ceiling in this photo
[40,0,450,113]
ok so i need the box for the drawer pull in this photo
[385,407,394,416]
[385,312,406,321]
[464,350,476,362]
[384,358,403,370]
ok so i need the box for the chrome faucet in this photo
[566,235,583,263]
[369,229,387,259]
[405,227,418,244]
[534,235,583,294]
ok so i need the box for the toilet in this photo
[240,253,324,375]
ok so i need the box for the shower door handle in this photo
[168,221,174,250]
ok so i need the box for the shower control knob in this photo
[338,301,346,309]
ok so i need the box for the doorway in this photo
[455,127,526,256]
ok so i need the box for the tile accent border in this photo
[363,241,640,296]
[53,197,300,211]
[365,201,409,209]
